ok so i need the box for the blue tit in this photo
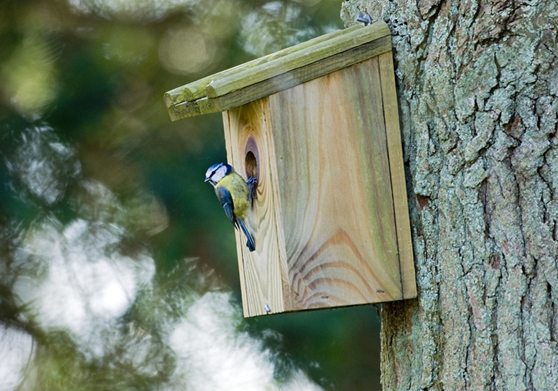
[205,163,256,252]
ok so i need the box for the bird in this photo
[205,163,256,252]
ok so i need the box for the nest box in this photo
[164,21,417,317]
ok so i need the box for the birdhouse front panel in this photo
[165,21,417,317]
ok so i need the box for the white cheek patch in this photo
[213,165,228,182]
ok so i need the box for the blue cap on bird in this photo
[205,163,232,185]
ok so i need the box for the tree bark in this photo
[341,1,558,390]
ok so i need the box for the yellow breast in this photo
[216,171,250,220]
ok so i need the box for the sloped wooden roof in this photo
[164,21,391,121]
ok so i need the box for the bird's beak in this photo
[204,178,210,182]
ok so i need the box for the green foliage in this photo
[0,1,381,390]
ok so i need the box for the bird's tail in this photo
[238,219,256,252]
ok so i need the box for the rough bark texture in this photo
[341,1,558,390]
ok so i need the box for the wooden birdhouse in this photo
[164,21,417,317]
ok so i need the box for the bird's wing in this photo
[216,185,237,227]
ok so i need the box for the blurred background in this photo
[0,0,381,389]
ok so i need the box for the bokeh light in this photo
[1,36,59,116]
[0,1,379,390]
[159,26,220,75]
[0,327,34,391]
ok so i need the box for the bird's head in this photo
[204,163,233,186]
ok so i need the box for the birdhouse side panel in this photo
[267,56,403,311]
[378,52,417,299]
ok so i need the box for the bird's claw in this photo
[247,177,258,205]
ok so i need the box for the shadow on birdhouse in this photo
[164,21,417,317]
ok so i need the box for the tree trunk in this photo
[341,1,558,390]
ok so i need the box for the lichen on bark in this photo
[341,0,558,390]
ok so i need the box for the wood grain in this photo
[267,57,404,311]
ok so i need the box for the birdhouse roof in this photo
[164,21,391,121]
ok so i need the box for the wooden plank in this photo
[205,21,390,99]
[266,57,403,311]
[378,51,417,299]
[222,100,289,317]
[168,35,392,121]
[164,26,359,106]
